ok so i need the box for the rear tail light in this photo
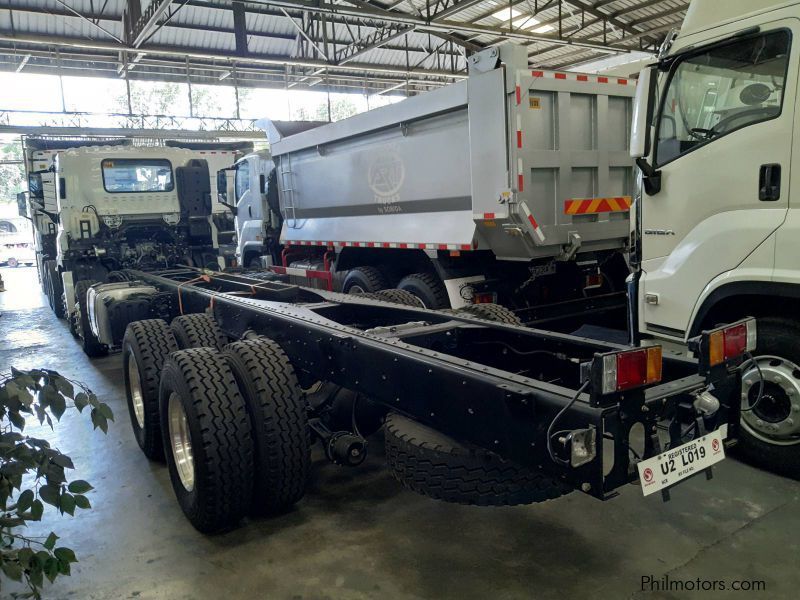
[705,318,756,367]
[473,292,495,304]
[593,346,662,395]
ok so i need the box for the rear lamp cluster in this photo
[706,319,757,367]
[593,346,663,395]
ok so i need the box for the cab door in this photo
[640,23,795,338]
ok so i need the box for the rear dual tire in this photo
[159,347,254,534]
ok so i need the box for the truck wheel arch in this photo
[690,281,800,337]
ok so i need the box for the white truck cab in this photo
[220,150,276,268]
[631,0,800,475]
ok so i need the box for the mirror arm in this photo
[635,158,662,196]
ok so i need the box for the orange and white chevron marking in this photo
[564,196,632,215]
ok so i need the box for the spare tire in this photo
[384,413,570,506]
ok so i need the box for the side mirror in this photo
[630,66,658,159]
[16,192,28,218]
[216,170,228,202]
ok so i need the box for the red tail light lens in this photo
[707,319,757,367]
[595,346,662,395]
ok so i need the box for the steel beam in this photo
[130,0,175,48]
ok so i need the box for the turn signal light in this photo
[594,346,663,395]
[707,319,756,367]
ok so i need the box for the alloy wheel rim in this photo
[168,392,195,491]
[128,355,145,429]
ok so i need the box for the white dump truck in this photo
[630,0,800,477]
[21,138,250,354]
[232,45,636,311]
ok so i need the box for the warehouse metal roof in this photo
[0,1,688,95]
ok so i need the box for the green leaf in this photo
[73,494,91,510]
[53,547,77,564]
[52,376,74,399]
[30,499,44,521]
[88,393,100,408]
[97,403,114,421]
[73,392,89,412]
[38,484,59,507]
[90,409,108,434]
[44,557,60,583]
[17,547,34,569]
[8,409,25,430]
[67,480,93,494]
[44,532,59,551]
[29,561,43,587]
[16,489,34,512]
[1,560,23,581]
[59,492,76,516]
[51,454,75,470]
[42,385,66,420]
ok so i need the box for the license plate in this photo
[637,427,727,496]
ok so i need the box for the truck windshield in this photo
[656,30,790,166]
[101,158,174,193]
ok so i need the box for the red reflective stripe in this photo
[618,78,628,85]
[515,85,521,104]
[382,242,391,248]
[484,212,495,219]
[518,173,524,192]
[527,214,539,229]
[555,72,567,80]
[516,130,522,148]
[399,243,408,249]
[438,244,448,250]
[577,74,588,82]
[598,76,609,83]
[271,266,287,274]
[338,241,347,247]
[460,244,471,251]
[531,70,543,78]
[367,242,375,247]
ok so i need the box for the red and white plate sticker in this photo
[637,427,727,496]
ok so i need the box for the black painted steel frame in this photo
[125,267,741,501]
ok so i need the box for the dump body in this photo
[266,45,635,261]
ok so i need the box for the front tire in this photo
[159,348,254,533]
[736,317,800,479]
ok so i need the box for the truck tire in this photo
[735,317,800,479]
[342,266,388,294]
[171,313,228,350]
[458,303,522,325]
[74,280,108,358]
[384,413,569,506]
[397,273,449,309]
[159,347,254,533]
[223,338,310,514]
[45,260,65,319]
[122,319,179,461]
[373,288,425,308]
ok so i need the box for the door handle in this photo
[759,164,781,201]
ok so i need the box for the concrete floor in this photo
[1,266,798,600]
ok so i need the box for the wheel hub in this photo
[741,355,800,445]
[128,355,145,429]
[168,392,195,491]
